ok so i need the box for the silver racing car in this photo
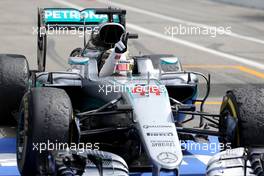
[0,7,264,176]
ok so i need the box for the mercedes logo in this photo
[157,152,178,164]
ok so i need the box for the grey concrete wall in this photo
[215,0,264,10]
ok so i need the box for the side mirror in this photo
[68,57,89,65]
[68,57,98,79]
[68,57,90,78]
[159,57,182,76]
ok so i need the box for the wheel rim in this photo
[17,103,29,171]
[220,98,240,148]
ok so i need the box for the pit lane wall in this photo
[215,0,264,10]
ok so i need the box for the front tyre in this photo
[219,87,264,148]
[17,87,73,175]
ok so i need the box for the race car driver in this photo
[99,32,133,77]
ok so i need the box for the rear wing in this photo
[38,8,126,29]
[37,8,126,71]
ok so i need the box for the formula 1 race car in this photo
[0,7,264,176]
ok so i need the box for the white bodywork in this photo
[39,54,197,175]
[124,79,183,172]
[207,148,255,176]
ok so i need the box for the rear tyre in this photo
[219,87,264,147]
[0,54,29,122]
[17,87,73,175]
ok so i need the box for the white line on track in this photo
[126,23,264,70]
[97,0,264,45]
[0,154,17,167]
[50,0,264,70]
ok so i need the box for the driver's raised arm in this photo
[99,33,128,77]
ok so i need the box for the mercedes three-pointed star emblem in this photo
[157,152,178,164]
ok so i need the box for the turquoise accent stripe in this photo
[68,59,89,65]
[160,57,179,65]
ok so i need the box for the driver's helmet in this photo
[91,23,125,49]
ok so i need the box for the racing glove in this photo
[115,33,129,53]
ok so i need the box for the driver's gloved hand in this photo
[115,33,129,53]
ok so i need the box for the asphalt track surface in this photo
[0,0,264,174]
